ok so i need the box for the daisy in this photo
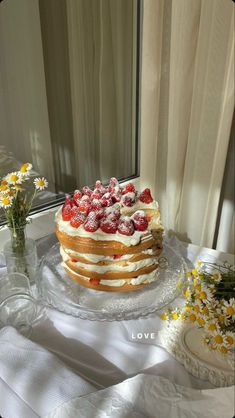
[223,298,235,320]
[19,162,32,174]
[195,283,214,302]
[0,195,13,208]
[206,320,219,333]
[212,270,222,283]
[34,177,48,191]
[225,332,235,348]
[5,172,22,185]
[211,330,227,348]
[0,182,10,194]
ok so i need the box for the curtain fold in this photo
[142,0,234,248]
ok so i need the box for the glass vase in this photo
[3,225,38,284]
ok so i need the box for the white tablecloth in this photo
[0,235,234,418]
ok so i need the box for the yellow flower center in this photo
[220,346,228,354]
[9,174,18,182]
[2,197,10,205]
[172,312,179,320]
[194,284,201,292]
[161,313,167,321]
[184,289,191,299]
[189,314,196,322]
[0,184,8,191]
[192,269,198,276]
[208,323,217,331]
[226,306,235,316]
[202,307,209,316]
[214,334,223,344]
[185,306,191,312]
[37,179,45,187]
[197,317,205,326]
[218,315,225,323]
[226,335,234,345]
[198,291,207,300]
[194,304,200,313]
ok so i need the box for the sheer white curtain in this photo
[140,0,234,251]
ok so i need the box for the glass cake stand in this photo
[36,242,187,321]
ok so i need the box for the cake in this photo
[55,178,164,292]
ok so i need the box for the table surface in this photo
[0,234,234,417]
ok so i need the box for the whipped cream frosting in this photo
[63,263,159,287]
[56,208,149,246]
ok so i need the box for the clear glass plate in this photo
[36,242,187,321]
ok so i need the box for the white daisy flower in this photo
[0,195,13,208]
[212,270,222,283]
[225,331,235,348]
[205,320,219,333]
[223,298,235,320]
[211,330,227,348]
[0,182,10,194]
[5,172,22,185]
[34,177,48,191]
[195,283,214,302]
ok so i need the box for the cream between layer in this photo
[63,263,159,287]
[60,246,157,273]
[64,246,158,263]
[56,208,149,246]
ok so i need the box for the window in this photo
[0,0,141,221]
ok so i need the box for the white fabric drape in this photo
[141,0,234,249]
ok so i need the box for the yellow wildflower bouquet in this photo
[0,163,48,227]
[161,261,235,356]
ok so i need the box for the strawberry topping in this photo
[70,212,86,228]
[90,199,102,212]
[73,189,82,203]
[62,204,72,221]
[131,211,148,231]
[122,183,135,194]
[82,186,92,197]
[100,218,118,234]
[139,188,153,204]
[121,192,136,207]
[83,216,99,232]
[117,216,134,236]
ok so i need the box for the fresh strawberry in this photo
[78,196,90,213]
[89,278,100,285]
[100,218,118,234]
[82,186,92,197]
[121,192,136,207]
[122,183,135,194]
[117,216,134,236]
[139,188,153,204]
[62,204,72,221]
[64,195,75,207]
[70,212,86,228]
[90,199,102,212]
[83,217,99,232]
[113,254,122,260]
[104,205,121,220]
[73,189,82,203]
[111,193,122,203]
[91,189,102,200]
[95,209,105,220]
[100,192,112,207]
[131,211,148,231]
[95,181,107,195]
[70,206,79,217]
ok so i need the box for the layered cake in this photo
[55,178,164,291]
